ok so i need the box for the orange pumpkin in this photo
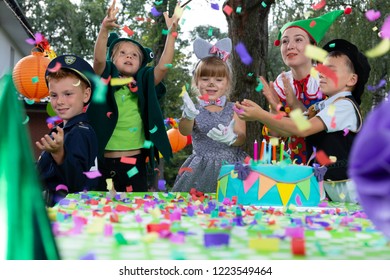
[12,49,51,102]
[167,128,189,153]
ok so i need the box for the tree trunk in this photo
[225,0,275,156]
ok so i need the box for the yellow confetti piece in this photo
[329,156,337,163]
[142,232,159,243]
[310,67,319,79]
[87,217,105,234]
[289,108,312,131]
[372,26,378,31]
[106,178,113,190]
[304,11,313,19]
[249,238,279,251]
[365,39,390,58]
[179,85,187,97]
[110,77,133,86]
[269,137,279,146]
[100,198,107,205]
[339,193,346,200]
[150,207,161,219]
[230,170,238,178]
[304,44,328,63]
[72,79,81,87]
[327,104,336,116]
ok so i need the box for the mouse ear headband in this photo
[193,37,232,61]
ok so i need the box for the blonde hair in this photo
[111,41,144,65]
[192,56,233,98]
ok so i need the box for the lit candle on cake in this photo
[253,140,258,162]
[272,145,276,162]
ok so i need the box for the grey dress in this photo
[172,102,248,193]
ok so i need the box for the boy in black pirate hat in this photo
[235,38,370,203]
[87,1,184,192]
[36,54,99,206]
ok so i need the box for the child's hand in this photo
[102,0,120,31]
[163,2,183,32]
[259,76,280,113]
[235,99,264,121]
[36,126,64,154]
[182,91,199,120]
[280,72,299,108]
[207,119,238,146]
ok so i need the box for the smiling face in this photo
[111,41,143,77]
[193,57,231,101]
[319,52,357,97]
[280,27,313,69]
[47,71,91,125]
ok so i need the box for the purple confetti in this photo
[25,38,36,45]
[234,42,253,65]
[211,3,219,10]
[150,6,162,17]
[158,179,166,191]
[295,194,302,206]
[365,10,381,22]
[233,105,244,114]
[204,232,230,247]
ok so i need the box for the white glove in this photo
[207,119,238,146]
[182,91,199,120]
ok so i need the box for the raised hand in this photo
[102,0,120,31]
[259,76,281,113]
[163,2,183,32]
[182,91,199,120]
[207,119,238,146]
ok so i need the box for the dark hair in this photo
[327,51,356,74]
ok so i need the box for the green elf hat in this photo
[274,7,352,47]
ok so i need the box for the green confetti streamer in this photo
[208,28,213,37]
[261,1,267,8]
[114,233,128,245]
[164,63,173,68]
[162,29,169,35]
[255,82,264,92]
[31,76,39,83]
[127,166,139,178]
[236,7,242,14]
[149,125,158,134]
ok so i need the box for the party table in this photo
[50,191,390,260]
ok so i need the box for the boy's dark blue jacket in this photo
[37,113,98,199]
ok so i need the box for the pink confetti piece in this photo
[365,10,381,22]
[311,0,326,11]
[101,76,111,85]
[126,185,133,192]
[104,224,113,237]
[122,26,134,36]
[25,38,36,45]
[223,5,233,16]
[315,64,338,87]
[120,156,137,165]
[47,62,62,73]
[310,20,316,27]
[106,112,113,118]
[135,213,142,223]
[233,105,244,114]
[55,184,69,192]
[235,42,253,65]
[83,170,102,179]
[380,15,390,39]
[295,194,302,206]
[343,128,350,136]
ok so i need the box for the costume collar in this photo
[198,96,227,107]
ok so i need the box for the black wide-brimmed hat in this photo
[323,39,371,105]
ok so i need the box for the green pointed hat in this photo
[0,74,59,260]
[274,7,352,46]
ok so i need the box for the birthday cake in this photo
[217,163,324,207]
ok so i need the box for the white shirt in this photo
[315,92,358,133]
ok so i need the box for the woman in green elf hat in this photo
[260,8,351,165]
[87,0,184,192]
